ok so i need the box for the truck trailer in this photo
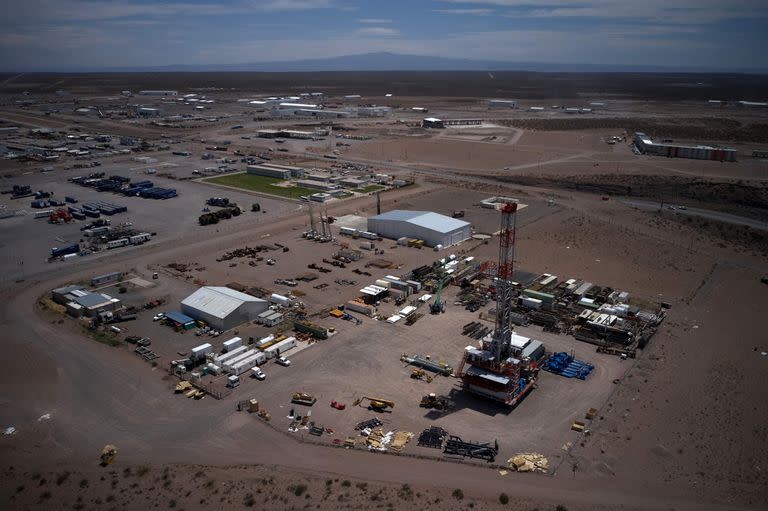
[263,336,297,359]
[228,352,267,375]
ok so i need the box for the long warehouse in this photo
[367,210,471,248]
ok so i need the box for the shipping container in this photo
[345,301,375,316]
[190,343,213,361]
[34,209,54,218]
[222,336,242,352]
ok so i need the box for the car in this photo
[276,356,291,367]
[152,313,165,321]
[678,205,687,210]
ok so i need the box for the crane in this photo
[430,270,446,314]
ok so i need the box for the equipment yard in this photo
[1,72,767,511]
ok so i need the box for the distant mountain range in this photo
[30,52,768,74]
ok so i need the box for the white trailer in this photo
[107,238,129,249]
[212,345,248,365]
[190,343,213,361]
[129,232,151,245]
[223,349,258,370]
[254,334,275,349]
[228,352,267,375]
[222,336,242,352]
[263,336,296,359]
[34,210,54,219]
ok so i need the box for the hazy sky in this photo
[1,0,767,71]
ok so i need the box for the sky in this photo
[0,0,767,71]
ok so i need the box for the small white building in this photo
[181,286,269,331]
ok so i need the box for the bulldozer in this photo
[354,396,395,412]
[100,445,117,466]
[420,393,450,410]
[291,392,317,406]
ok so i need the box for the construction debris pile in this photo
[216,245,277,262]
[508,453,549,473]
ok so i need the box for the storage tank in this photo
[269,293,291,307]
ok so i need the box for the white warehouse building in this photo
[181,286,269,331]
[367,210,471,248]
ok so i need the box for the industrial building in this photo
[634,132,737,162]
[368,210,471,248]
[52,285,121,317]
[247,163,305,179]
[181,286,269,331]
[488,99,518,109]
[358,106,391,117]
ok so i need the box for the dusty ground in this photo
[1,78,767,511]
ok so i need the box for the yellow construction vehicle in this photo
[410,368,434,382]
[354,396,395,411]
[291,392,317,406]
[175,381,193,393]
[420,393,450,410]
[100,445,117,466]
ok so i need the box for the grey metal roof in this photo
[370,210,469,233]
[182,286,265,319]
[74,292,112,308]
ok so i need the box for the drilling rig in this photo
[456,202,539,406]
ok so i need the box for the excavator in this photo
[353,396,395,412]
